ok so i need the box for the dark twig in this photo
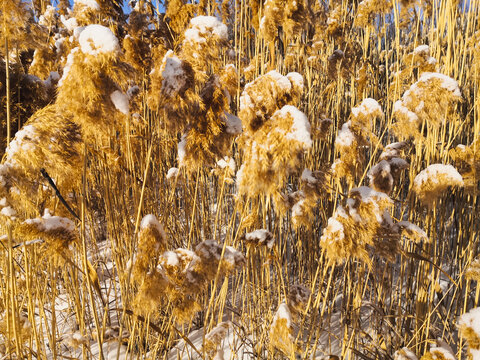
[40,168,80,220]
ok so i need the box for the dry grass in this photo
[0,0,479,359]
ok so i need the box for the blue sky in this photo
[63,0,165,15]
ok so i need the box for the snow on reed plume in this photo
[148,17,239,170]
[368,142,409,195]
[133,215,245,323]
[449,140,480,191]
[392,72,461,140]
[279,167,331,229]
[333,97,383,183]
[458,307,480,360]
[269,302,295,356]
[15,209,78,265]
[0,105,82,218]
[413,164,464,205]
[236,71,311,212]
[320,186,394,266]
[56,24,133,146]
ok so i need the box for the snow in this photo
[301,168,317,184]
[414,164,463,188]
[369,160,391,176]
[73,26,86,39]
[177,135,187,165]
[167,167,179,179]
[351,186,391,203]
[184,16,228,44]
[161,51,187,97]
[458,307,480,339]
[24,209,75,233]
[380,142,407,159]
[54,35,66,54]
[396,221,428,241]
[266,70,293,92]
[286,72,304,90]
[348,186,392,222]
[60,15,78,31]
[76,0,100,10]
[276,105,312,148]
[110,90,129,115]
[419,72,461,97]
[223,246,245,267]
[58,47,79,86]
[245,229,274,248]
[1,206,17,218]
[393,100,419,123]
[43,71,60,88]
[39,5,56,26]
[429,346,455,360]
[351,98,383,119]
[235,164,244,185]
[163,251,180,267]
[78,24,120,56]
[216,157,236,172]
[394,347,418,360]
[5,124,37,162]
[140,214,165,238]
[414,45,429,55]
[273,302,292,328]
[327,216,344,235]
[205,321,230,344]
[389,157,408,168]
[224,113,242,134]
[292,198,305,218]
[335,121,355,147]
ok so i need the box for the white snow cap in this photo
[161,51,187,97]
[24,209,75,233]
[166,167,179,179]
[60,15,78,32]
[272,302,293,328]
[216,156,236,172]
[184,16,228,43]
[58,47,79,86]
[418,72,461,98]
[413,45,429,55]
[76,0,101,10]
[301,168,317,184]
[414,164,463,188]
[245,229,275,249]
[5,124,37,163]
[110,90,129,115]
[1,206,17,218]
[276,105,312,148]
[39,5,57,26]
[393,100,419,123]
[351,98,384,119]
[79,24,120,56]
[394,347,418,360]
[458,306,480,341]
[177,134,187,165]
[140,214,163,233]
[335,121,355,147]
[266,70,292,92]
[286,72,304,90]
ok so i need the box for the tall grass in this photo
[0,0,479,359]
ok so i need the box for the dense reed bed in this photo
[0,0,479,359]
